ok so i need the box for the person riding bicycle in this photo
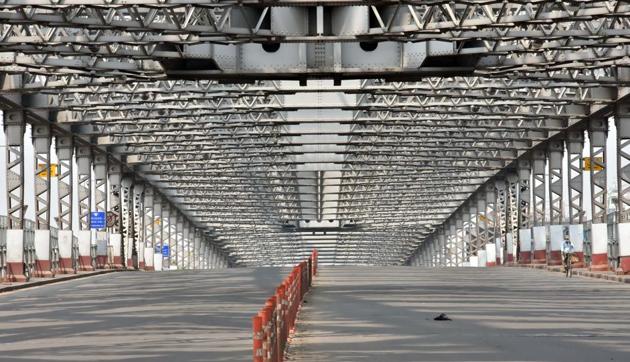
[561,239,575,270]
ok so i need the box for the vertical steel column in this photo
[447,221,456,267]
[467,200,478,266]
[437,228,446,267]
[133,183,144,269]
[615,104,630,273]
[588,118,609,271]
[566,131,585,266]
[143,187,154,271]
[4,111,24,229]
[55,136,74,273]
[199,235,206,269]
[494,179,507,265]
[206,237,214,269]
[187,226,193,270]
[531,150,547,264]
[182,221,189,270]
[476,194,487,267]
[32,124,53,277]
[93,153,108,268]
[175,214,183,269]
[424,238,431,267]
[193,229,200,269]
[161,203,170,269]
[548,141,565,265]
[152,194,162,271]
[33,124,51,229]
[194,229,201,270]
[517,160,533,264]
[210,244,216,269]
[3,111,27,281]
[456,212,465,266]
[107,163,123,269]
[485,184,497,266]
[121,176,133,268]
[210,241,216,269]
[506,173,519,263]
[76,146,94,271]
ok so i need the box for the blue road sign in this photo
[90,211,106,229]
[162,245,170,257]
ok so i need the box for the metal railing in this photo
[23,220,36,281]
[50,227,60,277]
[253,249,318,362]
[0,216,6,281]
[583,211,618,269]
[71,235,79,274]
[90,242,98,270]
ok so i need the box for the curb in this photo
[506,263,630,284]
[0,269,121,293]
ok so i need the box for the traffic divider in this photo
[253,249,318,362]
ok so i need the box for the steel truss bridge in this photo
[0,0,629,272]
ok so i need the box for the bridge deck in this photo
[0,269,286,362]
[287,267,630,362]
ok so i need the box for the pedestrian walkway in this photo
[0,268,286,362]
[0,270,117,293]
[287,266,630,362]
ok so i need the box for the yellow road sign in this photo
[37,163,58,178]
[583,157,604,171]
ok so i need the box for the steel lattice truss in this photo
[1,0,629,265]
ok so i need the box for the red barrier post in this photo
[252,249,318,362]
[253,315,263,362]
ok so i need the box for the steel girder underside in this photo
[0,0,629,266]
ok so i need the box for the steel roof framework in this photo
[0,0,629,266]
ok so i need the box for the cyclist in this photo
[561,239,575,277]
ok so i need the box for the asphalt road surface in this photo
[0,268,286,362]
[287,266,630,362]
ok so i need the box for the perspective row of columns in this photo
[1,111,228,282]
[410,105,630,273]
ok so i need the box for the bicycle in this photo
[563,253,573,278]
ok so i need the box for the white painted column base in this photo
[478,250,487,267]
[6,229,26,282]
[138,241,145,269]
[617,223,630,273]
[95,231,108,268]
[109,234,123,269]
[532,226,547,263]
[34,230,53,277]
[495,237,502,265]
[506,232,515,263]
[569,224,584,253]
[57,230,75,274]
[548,225,564,265]
[485,243,497,266]
[144,247,154,270]
[469,255,478,267]
[590,223,609,270]
[154,253,163,271]
[76,230,94,271]
[519,228,532,263]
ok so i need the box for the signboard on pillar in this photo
[37,163,58,178]
[162,245,170,257]
[583,157,604,171]
[106,211,118,227]
[90,212,106,229]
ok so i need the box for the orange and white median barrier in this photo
[253,249,318,362]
